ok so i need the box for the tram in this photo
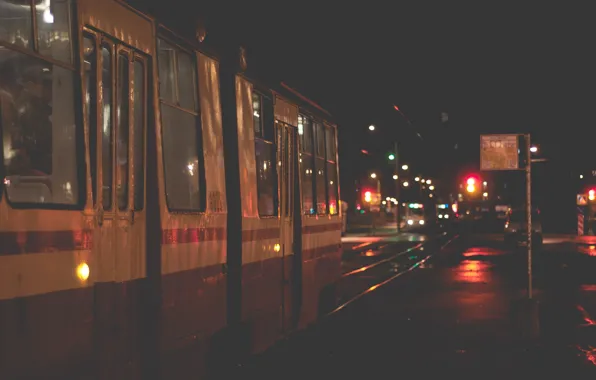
[0,0,342,378]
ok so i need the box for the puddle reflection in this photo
[454,260,491,283]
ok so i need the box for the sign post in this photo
[481,134,533,300]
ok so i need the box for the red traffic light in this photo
[589,189,596,201]
[466,177,476,185]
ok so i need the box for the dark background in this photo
[129,1,596,233]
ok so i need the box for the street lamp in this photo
[369,125,375,131]
[403,181,409,187]
[426,179,431,185]
[429,185,435,191]
[415,177,420,182]
[393,174,398,180]
[401,164,409,170]
[530,146,538,153]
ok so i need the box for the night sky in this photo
[136,1,594,231]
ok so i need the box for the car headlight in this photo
[438,214,443,219]
[419,220,425,225]
[407,220,413,225]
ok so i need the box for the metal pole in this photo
[395,141,400,233]
[526,134,533,299]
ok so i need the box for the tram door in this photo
[277,122,300,331]
[83,29,149,377]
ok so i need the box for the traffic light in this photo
[364,191,372,203]
[465,176,477,193]
[388,153,395,160]
[589,189,595,201]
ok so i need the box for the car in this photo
[504,208,543,249]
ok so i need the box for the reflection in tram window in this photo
[133,60,145,210]
[35,0,73,64]
[252,92,262,137]
[0,0,33,49]
[101,45,113,210]
[83,34,97,204]
[116,52,129,211]
[0,47,79,205]
[158,38,203,211]
[299,114,315,215]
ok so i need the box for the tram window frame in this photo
[298,113,316,216]
[0,1,85,210]
[157,36,206,213]
[252,90,278,218]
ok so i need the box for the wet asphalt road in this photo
[225,232,596,378]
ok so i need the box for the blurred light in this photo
[590,189,595,201]
[370,173,377,179]
[361,149,369,155]
[274,243,281,252]
[369,125,375,131]
[407,220,414,225]
[426,179,431,184]
[76,262,90,282]
[43,8,54,23]
[429,185,435,191]
[438,214,443,219]
[388,154,395,160]
[402,164,409,170]
[403,181,409,187]
[393,174,398,180]
[394,105,400,111]
[444,214,449,219]
[483,181,487,186]
[530,146,538,153]
[466,177,475,185]
[415,177,420,182]
[364,191,372,202]
[429,193,433,198]
[466,184,475,193]
[452,203,458,213]
[483,192,488,197]
[581,175,584,179]
[386,197,391,200]
[419,220,425,225]
[382,200,387,205]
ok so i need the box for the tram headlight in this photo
[419,220,425,225]
[76,262,90,282]
[407,220,414,225]
[438,214,443,219]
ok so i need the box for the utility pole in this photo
[394,141,400,233]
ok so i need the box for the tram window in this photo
[83,35,97,205]
[314,122,325,158]
[0,0,33,49]
[315,158,327,214]
[0,47,80,205]
[158,38,203,211]
[252,90,277,216]
[133,60,145,210]
[252,92,262,137]
[313,122,327,214]
[327,162,338,215]
[35,0,73,64]
[157,39,176,104]
[116,52,129,211]
[176,49,198,111]
[325,127,336,161]
[101,45,113,210]
[255,138,277,216]
[298,114,315,215]
[326,126,338,215]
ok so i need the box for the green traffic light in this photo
[388,154,395,160]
